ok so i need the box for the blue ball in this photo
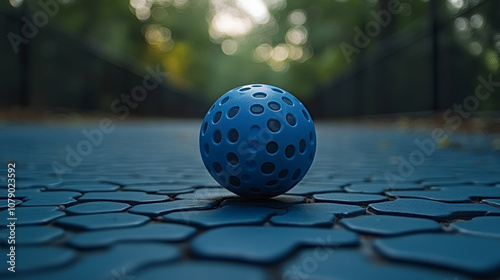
[199,84,316,199]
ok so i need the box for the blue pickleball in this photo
[199,84,316,199]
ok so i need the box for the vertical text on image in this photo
[6,162,17,273]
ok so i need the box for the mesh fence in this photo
[311,0,500,117]
[0,2,207,117]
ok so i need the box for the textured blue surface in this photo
[191,226,358,263]
[0,188,43,198]
[283,249,468,280]
[340,215,442,236]
[313,193,388,205]
[199,84,316,198]
[219,195,305,208]
[136,261,269,280]
[0,199,22,210]
[129,199,217,217]
[68,223,196,249]
[483,198,500,207]
[78,191,169,204]
[286,183,343,195]
[15,243,179,280]
[51,182,120,192]
[386,186,500,202]
[0,206,65,225]
[22,191,81,206]
[55,212,150,230]
[100,178,169,186]
[175,188,237,200]
[451,216,500,238]
[65,201,131,215]
[163,205,283,228]
[270,203,364,227]
[467,176,500,184]
[0,246,76,274]
[2,120,500,279]
[374,233,500,275]
[369,198,500,220]
[1,178,60,189]
[123,184,194,193]
[0,226,64,245]
[345,182,425,194]
[420,178,473,186]
[327,178,366,186]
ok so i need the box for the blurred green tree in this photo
[2,0,498,114]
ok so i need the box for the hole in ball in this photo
[213,130,222,144]
[279,169,289,179]
[250,104,264,115]
[202,122,208,135]
[253,92,267,99]
[239,87,251,92]
[261,162,275,174]
[228,129,239,143]
[286,114,296,126]
[266,180,278,186]
[212,162,222,173]
[302,109,310,121]
[285,145,295,158]
[292,169,301,180]
[229,176,241,187]
[266,141,278,154]
[271,88,284,93]
[282,97,293,106]
[267,119,281,133]
[213,111,222,123]
[204,143,209,155]
[299,139,306,153]
[227,152,239,165]
[227,107,239,118]
[221,96,229,105]
[268,102,281,111]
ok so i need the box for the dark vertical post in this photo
[18,3,29,106]
[430,0,439,112]
[373,0,394,114]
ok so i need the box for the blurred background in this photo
[1,0,499,118]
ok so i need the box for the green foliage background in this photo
[1,0,499,115]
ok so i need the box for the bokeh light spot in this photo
[288,9,307,26]
[221,39,239,55]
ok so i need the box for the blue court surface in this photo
[1,119,500,280]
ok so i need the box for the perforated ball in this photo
[199,84,316,199]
